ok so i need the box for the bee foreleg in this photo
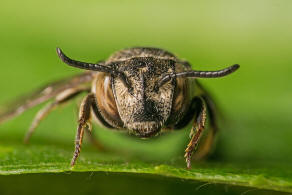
[71,93,95,167]
[24,87,89,144]
[72,101,106,152]
[184,97,207,169]
[186,82,219,161]
[189,95,219,160]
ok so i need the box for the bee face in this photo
[111,57,176,137]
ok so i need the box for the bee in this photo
[0,47,239,168]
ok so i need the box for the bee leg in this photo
[184,97,207,169]
[73,101,106,152]
[71,93,95,167]
[191,95,218,160]
[24,87,88,144]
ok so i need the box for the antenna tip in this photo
[56,47,62,57]
[56,47,67,63]
[233,64,240,70]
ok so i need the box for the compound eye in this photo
[95,73,123,127]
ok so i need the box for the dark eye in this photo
[95,73,123,127]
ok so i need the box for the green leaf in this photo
[1,131,292,194]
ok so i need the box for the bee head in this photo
[111,58,176,138]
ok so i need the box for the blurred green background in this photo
[0,0,292,194]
